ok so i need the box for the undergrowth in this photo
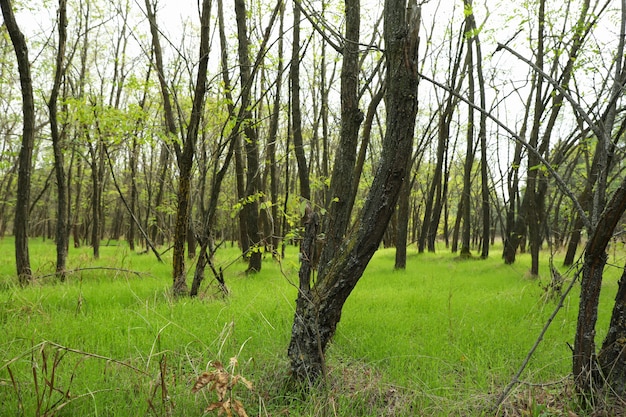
[0,238,622,416]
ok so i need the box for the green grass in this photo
[0,238,622,416]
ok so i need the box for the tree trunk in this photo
[574,176,626,396]
[460,22,475,257]
[290,0,311,202]
[597,265,626,397]
[234,0,262,273]
[395,157,413,269]
[317,0,362,274]
[288,0,420,382]
[171,0,211,295]
[48,0,69,279]
[267,4,284,254]
[145,0,179,247]
[1,0,35,284]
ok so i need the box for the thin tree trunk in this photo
[145,0,179,247]
[48,0,69,279]
[171,0,211,295]
[266,3,285,254]
[317,0,363,273]
[235,0,262,273]
[1,0,35,284]
[290,0,311,202]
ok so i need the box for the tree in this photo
[48,0,69,278]
[287,0,421,382]
[1,0,36,284]
[316,0,363,273]
[234,0,262,273]
[171,0,212,295]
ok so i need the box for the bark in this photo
[71,151,83,248]
[1,0,35,284]
[48,0,69,279]
[395,157,413,269]
[504,0,594,271]
[597,265,626,397]
[87,135,103,260]
[317,0,363,274]
[460,20,475,257]
[266,3,285,254]
[288,0,420,382]
[145,0,178,246]
[171,0,211,295]
[574,0,626,398]
[419,31,464,254]
[574,176,626,395]
[469,1,490,259]
[235,0,262,273]
[290,0,311,202]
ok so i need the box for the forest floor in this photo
[0,238,623,416]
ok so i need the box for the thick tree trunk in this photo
[1,0,35,284]
[597,266,626,397]
[574,176,626,396]
[288,0,420,382]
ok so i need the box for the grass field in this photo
[0,238,622,416]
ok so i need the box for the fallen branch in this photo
[39,267,148,279]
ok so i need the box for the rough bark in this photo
[235,0,262,273]
[574,176,626,396]
[48,0,69,279]
[145,0,178,247]
[171,0,211,295]
[290,0,311,202]
[288,0,420,382]
[266,3,284,254]
[395,157,413,269]
[317,0,363,274]
[1,0,35,284]
[597,266,626,397]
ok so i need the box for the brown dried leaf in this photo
[222,398,232,417]
[232,399,249,417]
[238,376,253,391]
[229,357,238,370]
[192,372,216,393]
[205,401,223,412]
[214,369,230,401]
[211,361,224,371]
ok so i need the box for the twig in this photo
[39,266,149,279]
[44,340,151,377]
[493,259,584,410]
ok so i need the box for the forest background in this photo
[1,0,626,414]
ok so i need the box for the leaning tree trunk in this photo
[1,0,36,284]
[574,176,626,397]
[597,264,626,397]
[317,0,362,273]
[288,0,421,382]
